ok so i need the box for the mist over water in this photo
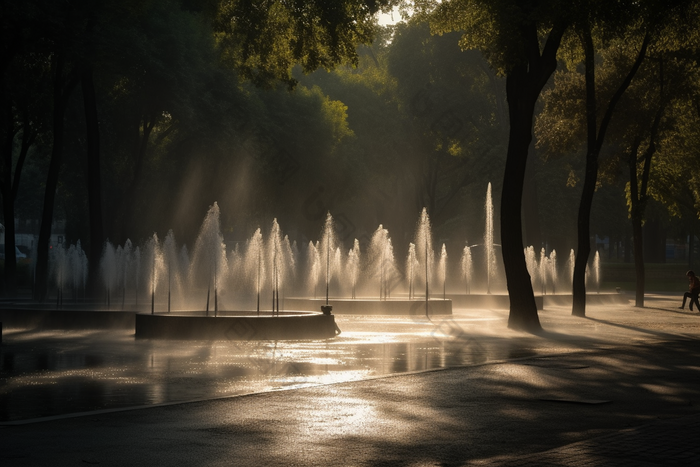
[45,186,606,310]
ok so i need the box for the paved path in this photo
[2,294,700,466]
[475,415,700,466]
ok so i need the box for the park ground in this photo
[1,291,699,465]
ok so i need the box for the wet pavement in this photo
[1,293,700,465]
[2,294,699,423]
[1,306,546,422]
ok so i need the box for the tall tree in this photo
[34,50,81,301]
[0,99,36,295]
[572,9,649,315]
[418,0,573,331]
[81,64,103,296]
[623,51,699,305]
[0,0,48,295]
[536,1,699,310]
[385,21,507,228]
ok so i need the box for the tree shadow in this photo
[302,338,700,465]
[643,305,699,316]
[583,316,690,339]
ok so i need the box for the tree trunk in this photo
[82,66,104,298]
[522,145,542,251]
[503,64,541,333]
[1,101,17,296]
[572,29,649,317]
[632,209,645,307]
[628,138,646,307]
[118,116,153,242]
[1,183,16,296]
[502,20,566,332]
[572,173,597,316]
[632,61,665,306]
[1,101,34,297]
[572,25,597,317]
[34,55,78,301]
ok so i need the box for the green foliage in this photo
[5,0,699,274]
[533,0,700,279]
[416,0,575,75]
[649,92,700,218]
[214,0,398,87]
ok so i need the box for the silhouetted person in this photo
[679,270,700,312]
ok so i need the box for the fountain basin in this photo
[0,307,135,330]
[135,312,339,340]
[284,298,452,315]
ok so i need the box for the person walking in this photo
[679,270,700,312]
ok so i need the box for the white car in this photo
[0,245,27,259]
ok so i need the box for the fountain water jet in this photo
[369,225,396,300]
[406,243,417,300]
[460,245,472,294]
[569,249,576,293]
[246,229,265,314]
[550,249,558,294]
[438,244,447,300]
[190,202,227,317]
[525,246,537,288]
[162,231,180,313]
[484,183,496,294]
[539,248,548,295]
[319,213,337,311]
[143,233,165,315]
[414,208,433,317]
[593,251,601,293]
[306,241,320,299]
[54,247,66,307]
[267,219,287,316]
[347,240,360,299]
[101,242,117,309]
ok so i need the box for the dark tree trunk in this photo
[118,116,154,242]
[5,110,34,298]
[34,55,78,301]
[628,139,645,307]
[572,29,649,316]
[633,114,664,306]
[522,146,542,250]
[0,96,33,298]
[632,57,665,307]
[632,208,645,307]
[1,190,16,295]
[572,25,598,317]
[502,68,540,332]
[1,101,18,296]
[82,66,104,298]
[502,20,566,332]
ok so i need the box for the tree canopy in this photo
[2,0,700,324]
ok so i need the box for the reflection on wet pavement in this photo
[0,309,530,421]
[4,299,685,422]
